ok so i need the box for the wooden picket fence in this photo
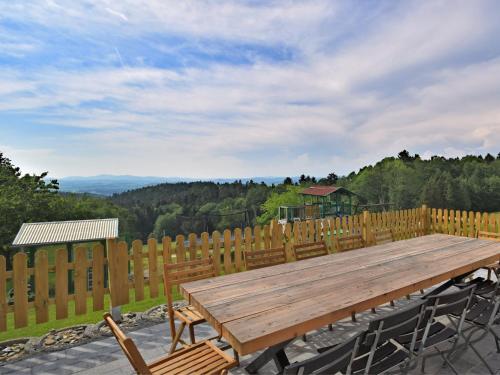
[3,205,497,332]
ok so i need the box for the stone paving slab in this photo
[1,289,500,374]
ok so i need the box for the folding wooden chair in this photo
[335,234,365,252]
[164,258,217,353]
[244,246,287,270]
[104,313,237,375]
[293,241,328,261]
[284,331,365,375]
[372,228,394,245]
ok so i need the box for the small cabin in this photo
[279,185,358,223]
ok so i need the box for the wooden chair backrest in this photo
[478,231,500,241]
[163,258,217,339]
[335,234,365,252]
[293,241,328,261]
[373,229,394,245]
[244,247,287,270]
[103,313,150,374]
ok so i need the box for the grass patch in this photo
[0,284,182,342]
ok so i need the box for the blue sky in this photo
[1,1,500,178]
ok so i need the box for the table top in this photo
[180,234,500,355]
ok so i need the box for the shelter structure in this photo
[12,218,119,292]
[278,185,359,223]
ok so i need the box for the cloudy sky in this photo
[1,1,499,178]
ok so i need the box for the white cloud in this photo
[0,1,499,177]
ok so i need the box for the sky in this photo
[1,0,500,179]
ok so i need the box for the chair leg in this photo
[390,300,395,307]
[188,324,196,344]
[489,327,500,353]
[233,348,240,366]
[406,294,411,300]
[328,324,333,331]
[371,307,376,313]
[351,312,356,322]
[302,334,307,342]
[170,321,186,354]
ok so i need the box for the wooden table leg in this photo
[245,339,294,374]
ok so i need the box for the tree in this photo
[283,177,293,185]
[325,172,338,185]
[257,186,303,224]
[299,174,306,183]
[398,150,412,162]
[485,153,495,163]
[0,153,59,254]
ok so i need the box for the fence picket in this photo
[201,232,210,259]
[212,231,221,273]
[223,229,232,274]
[34,250,49,324]
[162,236,172,265]
[132,240,144,302]
[234,228,242,272]
[13,252,28,328]
[74,246,87,315]
[55,248,68,320]
[92,244,105,311]
[147,239,159,298]
[189,233,197,260]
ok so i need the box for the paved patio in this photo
[1,290,499,374]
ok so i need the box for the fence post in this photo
[421,204,429,235]
[107,238,129,321]
[362,210,370,245]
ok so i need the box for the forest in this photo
[1,150,499,255]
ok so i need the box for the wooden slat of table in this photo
[180,234,500,355]
[190,235,470,307]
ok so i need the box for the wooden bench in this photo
[335,234,365,252]
[244,247,287,270]
[164,258,218,353]
[372,228,394,245]
[293,241,328,261]
[104,313,237,375]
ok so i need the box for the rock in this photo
[44,338,56,346]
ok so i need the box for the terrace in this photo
[1,206,500,374]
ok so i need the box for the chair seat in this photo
[351,342,408,375]
[148,340,237,375]
[396,321,456,350]
[464,298,497,326]
[174,305,206,325]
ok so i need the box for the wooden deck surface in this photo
[180,234,500,355]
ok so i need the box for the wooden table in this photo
[181,234,500,367]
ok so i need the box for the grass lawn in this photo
[0,284,183,343]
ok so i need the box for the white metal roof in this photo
[12,218,119,247]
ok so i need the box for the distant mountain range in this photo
[54,175,293,196]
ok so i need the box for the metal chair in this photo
[103,313,237,375]
[163,258,218,353]
[394,284,476,374]
[316,300,427,374]
[283,331,365,375]
[448,271,500,374]
[244,246,287,270]
[350,300,427,374]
